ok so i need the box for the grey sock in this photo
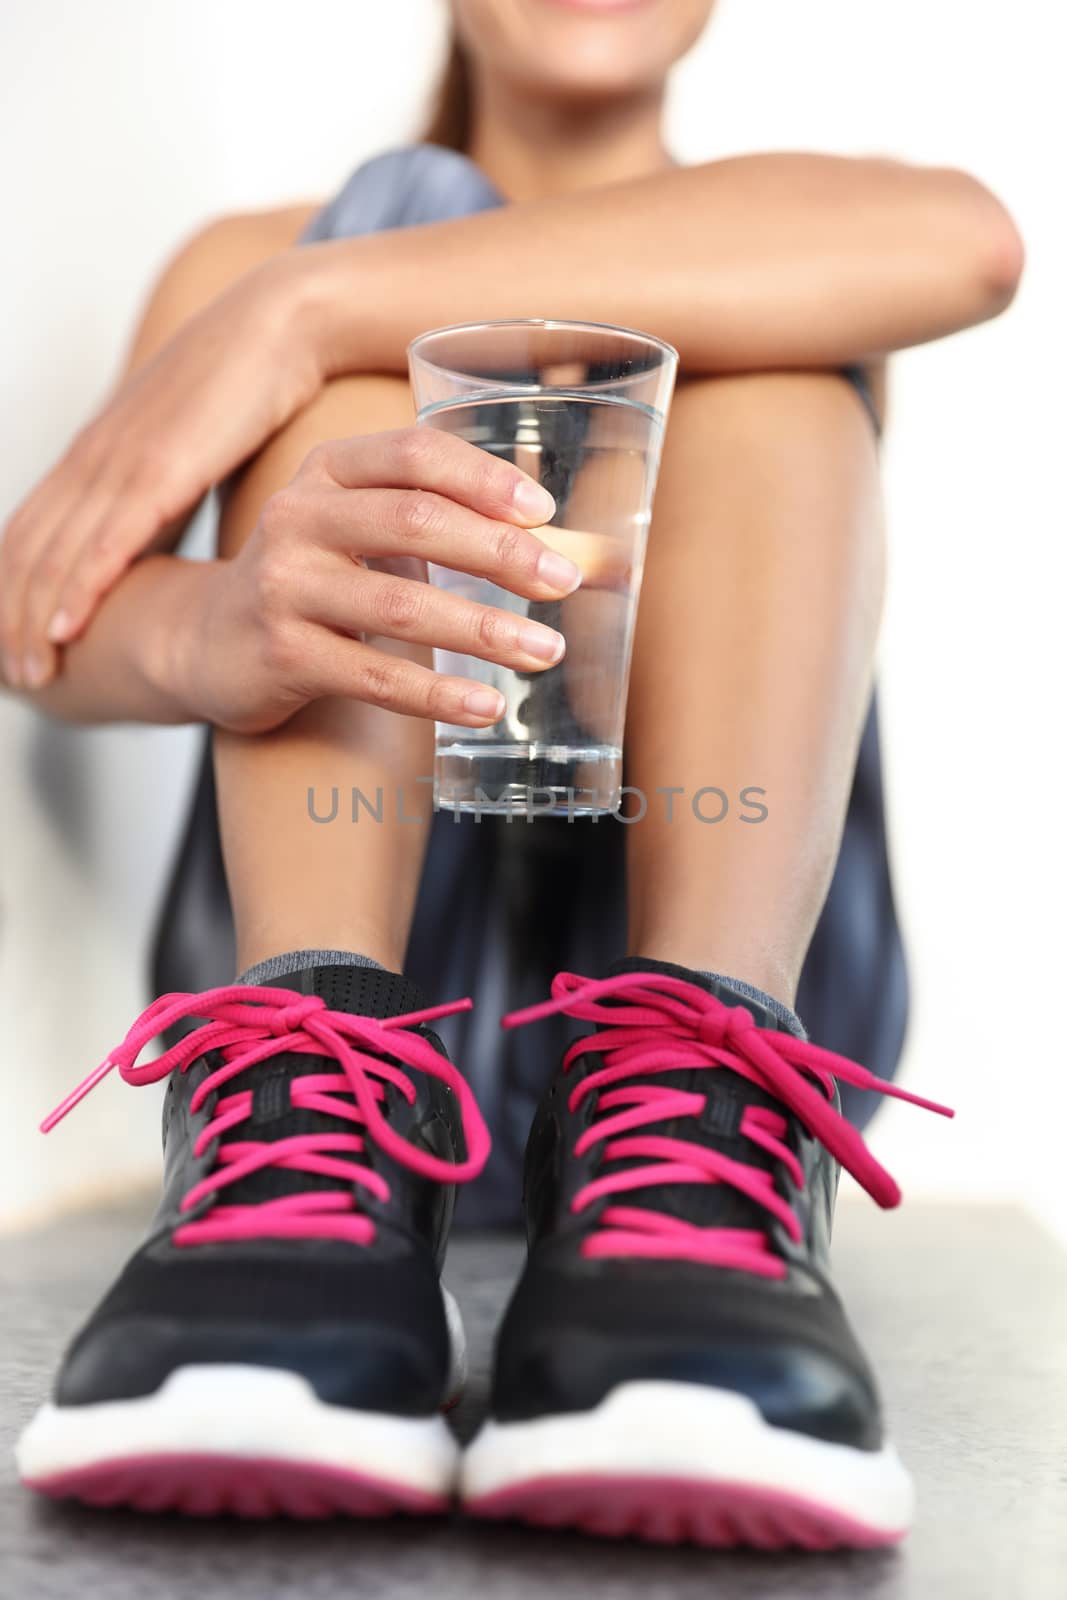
[697,969,805,1038]
[234,952,801,1036]
[235,949,386,987]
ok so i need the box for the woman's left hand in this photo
[0,250,325,690]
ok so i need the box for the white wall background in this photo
[1,1,1063,1236]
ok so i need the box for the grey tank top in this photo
[300,144,505,243]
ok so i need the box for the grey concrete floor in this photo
[2,1199,1065,1599]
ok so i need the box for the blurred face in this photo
[449,0,716,102]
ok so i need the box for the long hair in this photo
[422,32,473,152]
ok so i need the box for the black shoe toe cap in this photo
[490,1259,884,1450]
[54,1240,451,1415]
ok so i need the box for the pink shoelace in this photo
[503,971,953,1281]
[41,986,491,1247]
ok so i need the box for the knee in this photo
[672,369,872,431]
[217,374,413,558]
[664,370,880,480]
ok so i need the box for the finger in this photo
[297,627,508,727]
[0,517,60,687]
[0,527,32,684]
[15,474,138,686]
[307,427,558,528]
[37,486,159,653]
[303,565,566,671]
[289,485,582,600]
[0,440,113,684]
[0,485,76,684]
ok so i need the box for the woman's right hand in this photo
[175,427,581,735]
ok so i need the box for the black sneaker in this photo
[17,962,489,1518]
[462,958,950,1549]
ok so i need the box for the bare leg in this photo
[625,372,885,1007]
[214,376,432,974]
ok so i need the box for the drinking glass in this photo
[408,318,677,816]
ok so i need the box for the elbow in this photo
[977,197,1025,316]
[946,169,1025,320]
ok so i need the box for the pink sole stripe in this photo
[25,1453,450,1520]
[467,1473,906,1550]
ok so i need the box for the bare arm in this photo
[308,154,1024,376]
[7,212,573,726]
[12,231,578,731]
[1,209,316,709]
[1,152,1023,684]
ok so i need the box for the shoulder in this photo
[127,141,496,370]
[177,202,320,282]
[126,201,320,371]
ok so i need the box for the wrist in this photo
[277,240,360,383]
[288,233,410,381]
[142,557,221,722]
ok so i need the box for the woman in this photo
[6,0,1020,1549]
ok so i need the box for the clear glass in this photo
[408,319,678,817]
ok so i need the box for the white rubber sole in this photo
[16,1286,467,1518]
[461,1381,914,1549]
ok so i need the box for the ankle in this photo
[627,937,798,1013]
[235,923,405,978]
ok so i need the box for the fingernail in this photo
[512,478,556,522]
[22,653,49,688]
[536,549,582,594]
[47,609,73,643]
[518,623,565,665]
[464,687,505,720]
